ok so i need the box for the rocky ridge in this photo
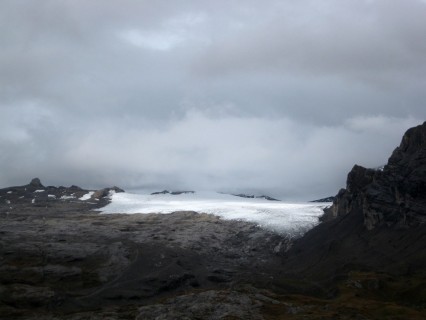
[322,121,426,229]
[280,122,426,298]
[229,193,280,201]
[151,190,195,195]
[0,178,124,211]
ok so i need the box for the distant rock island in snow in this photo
[230,193,281,201]
[151,190,195,195]
[150,190,281,201]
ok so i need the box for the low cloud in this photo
[1,1,425,199]
[0,107,419,200]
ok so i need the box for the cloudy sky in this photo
[1,0,425,199]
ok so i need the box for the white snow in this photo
[7,191,12,194]
[34,190,45,193]
[48,195,56,199]
[101,191,331,235]
[32,199,35,204]
[79,191,95,201]
[60,195,75,200]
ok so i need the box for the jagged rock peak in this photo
[29,178,44,188]
[346,165,376,193]
[395,121,426,154]
[322,121,426,229]
[387,121,426,170]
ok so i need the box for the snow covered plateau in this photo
[101,191,330,236]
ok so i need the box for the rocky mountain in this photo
[0,178,124,211]
[281,122,426,304]
[322,121,426,229]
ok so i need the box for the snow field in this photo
[101,191,330,235]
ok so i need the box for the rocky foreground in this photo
[0,179,291,319]
[1,122,426,319]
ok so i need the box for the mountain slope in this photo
[281,122,426,295]
[322,121,426,229]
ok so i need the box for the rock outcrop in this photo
[29,177,44,189]
[282,122,426,288]
[323,121,426,230]
[0,179,124,210]
[150,190,195,195]
[92,186,125,199]
[151,190,170,195]
[231,194,280,201]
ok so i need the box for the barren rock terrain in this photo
[0,182,290,319]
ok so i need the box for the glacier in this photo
[101,191,330,235]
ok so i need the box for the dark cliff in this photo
[322,121,426,229]
[282,122,426,286]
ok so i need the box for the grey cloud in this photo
[193,0,426,82]
[1,0,425,199]
[0,109,419,200]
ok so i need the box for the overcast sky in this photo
[1,0,425,200]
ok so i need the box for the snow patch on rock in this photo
[79,191,95,201]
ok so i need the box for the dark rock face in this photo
[282,122,426,291]
[323,121,426,230]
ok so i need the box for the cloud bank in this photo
[1,0,425,199]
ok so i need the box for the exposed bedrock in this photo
[322,121,426,229]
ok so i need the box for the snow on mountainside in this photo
[101,191,330,236]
